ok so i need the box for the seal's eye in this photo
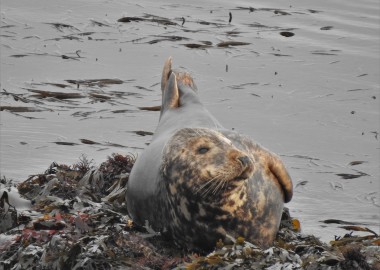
[198,147,209,154]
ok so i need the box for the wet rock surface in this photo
[1,156,379,270]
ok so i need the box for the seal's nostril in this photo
[238,156,250,166]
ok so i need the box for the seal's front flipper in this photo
[161,72,179,118]
[266,154,293,203]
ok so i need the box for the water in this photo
[1,0,379,242]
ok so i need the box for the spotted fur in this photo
[126,58,293,252]
[154,128,290,251]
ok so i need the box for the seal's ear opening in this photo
[267,155,293,203]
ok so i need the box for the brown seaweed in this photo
[45,23,80,32]
[118,15,178,26]
[65,79,124,87]
[320,26,333,30]
[53,142,79,146]
[0,106,45,112]
[336,171,368,179]
[183,43,211,49]
[133,131,154,136]
[26,89,84,99]
[217,41,250,47]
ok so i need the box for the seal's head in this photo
[159,127,292,250]
[162,128,254,199]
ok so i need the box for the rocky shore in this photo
[1,155,379,270]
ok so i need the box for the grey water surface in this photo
[1,0,379,242]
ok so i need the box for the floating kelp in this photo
[52,141,79,146]
[89,93,112,100]
[336,171,368,179]
[118,15,178,26]
[42,83,71,88]
[1,89,39,104]
[27,89,85,99]
[349,161,367,166]
[133,131,154,136]
[217,41,251,47]
[45,22,80,32]
[0,106,45,112]
[90,20,111,27]
[183,43,212,49]
[311,50,339,56]
[9,54,29,58]
[148,35,190,44]
[228,82,260,90]
[235,7,292,15]
[65,78,124,88]
[321,26,333,30]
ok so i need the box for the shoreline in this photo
[1,154,379,269]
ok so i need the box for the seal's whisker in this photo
[199,177,220,197]
[197,173,227,197]
[194,175,218,195]
[194,175,218,192]
[212,175,226,195]
[201,172,228,197]
[221,179,229,193]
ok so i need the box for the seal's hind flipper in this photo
[176,72,197,93]
[161,57,172,92]
[160,57,199,119]
[161,72,179,117]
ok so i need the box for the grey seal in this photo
[126,57,293,251]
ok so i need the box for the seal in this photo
[126,57,293,251]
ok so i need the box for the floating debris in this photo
[228,82,259,90]
[133,130,154,136]
[65,78,124,88]
[45,22,80,32]
[280,31,295,37]
[80,139,101,145]
[336,171,368,179]
[349,161,367,166]
[183,43,212,49]
[138,105,161,111]
[321,219,361,225]
[9,54,29,58]
[27,89,85,99]
[339,226,378,237]
[0,106,45,112]
[90,20,111,27]
[320,26,333,30]
[217,41,251,47]
[311,50,338,56]
[89,93,112,100]
[52,141,79,146]
[118,15,178,26]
